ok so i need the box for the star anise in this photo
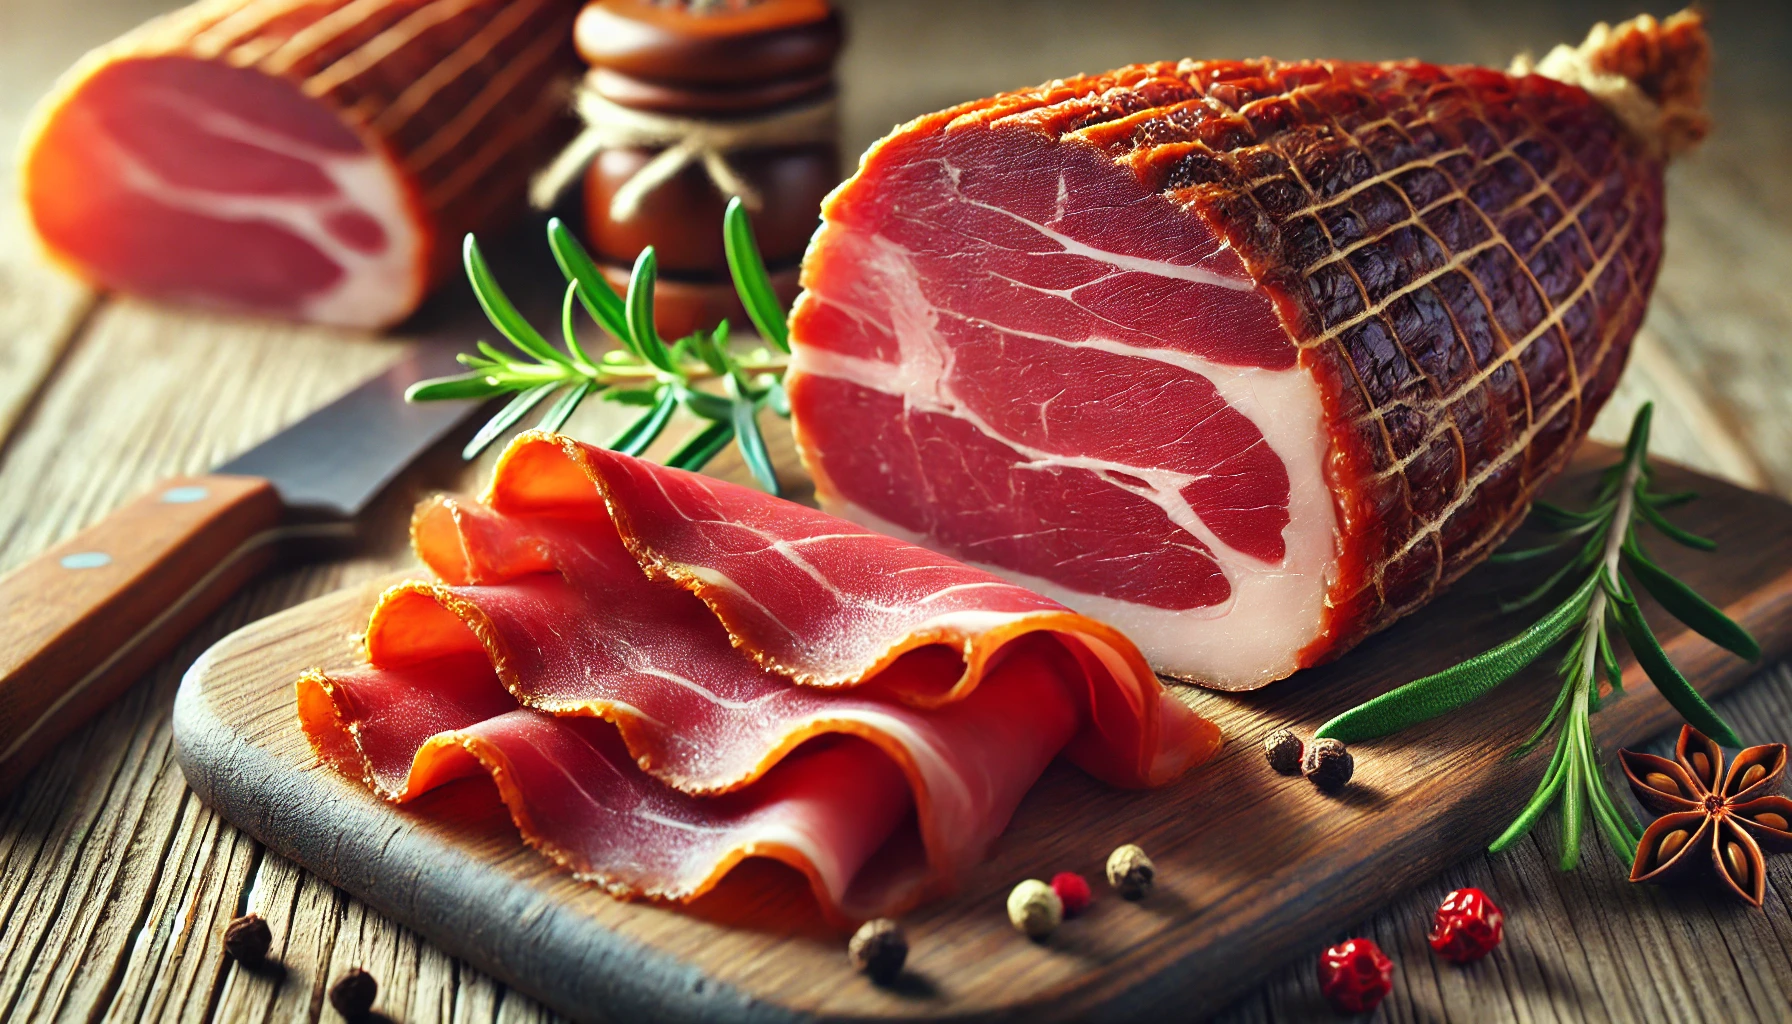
[1619,725,1792,906]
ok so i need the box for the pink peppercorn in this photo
[1429,887,1504,963]
[1049,872,1091,917]
[1317,938,1394,1014]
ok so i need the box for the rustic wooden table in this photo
[3,0,1790,1021]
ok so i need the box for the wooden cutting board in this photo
[172,446,1792,1023]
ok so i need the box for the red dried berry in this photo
[1317,938,1394,1014]
[1049,872,1091,917]
[1428,887,1504,963]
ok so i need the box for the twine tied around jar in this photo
[530,77,838,220]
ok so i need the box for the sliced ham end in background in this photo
[786,10,1710,690]
[19,0,582,328]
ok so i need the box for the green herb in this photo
[407,197,791,494]
[1315,404,1758,868]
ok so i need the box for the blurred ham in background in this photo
[17,0,584,329]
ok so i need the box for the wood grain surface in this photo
[4,0,1792,1022]
[169,451,1792,1022]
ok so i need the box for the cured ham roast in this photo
[298,432,1218,921]
[19,0,582,328]
[786,11,1710,688]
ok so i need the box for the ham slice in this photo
[20,0,582,328]
[785,11,1709,689]
[299,432,1217,921]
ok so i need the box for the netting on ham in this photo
[788,11,1706,689]
[299,433,1218,922]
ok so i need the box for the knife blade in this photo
[0,342,483,790]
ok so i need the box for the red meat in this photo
[787,11,1709,688]
[299,432,1218,922]
[20,0,582,328]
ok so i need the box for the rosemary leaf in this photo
[676,384,734,422]
[1608,577,1743,746]
[709,322,736,380]
[547,218,631,345]
[1499,548,1591,613]
[1487,541,1570,564]
[1559,726,1585,870]
[669,420,735,471]
[1583,708,1643,845]
[463,383,558,459]
[463,236,571,368]
[1597,618,1625,693]
[539,380,595,435]
[1315,572,1597,743]
[1489,735,1570,852]
[1514,674,1575,757]
[1530,500,1608,528]
[1577,714,1638,859]
[1622,543,1759,659]
[625,248,675,372]
[1623,402,1655,463]
[602,389,661,407]
[728,378,779,495]
[1644,489,1698,509]
[609,390,678,457]
[766,377,791,417]
[406,372,506,402]
[693,325,731,377]
[723,197,789,352]
[560,281,595,370]
[1635,490,1718,550]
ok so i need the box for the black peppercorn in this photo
[1264,729,1304,775]
[848,918,908,983]
[329,967,378,1019]
[1303,737,1354,793]
[222,913,272,965]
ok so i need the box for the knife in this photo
[0,343,482,791]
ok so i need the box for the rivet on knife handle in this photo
[0,475,284,792]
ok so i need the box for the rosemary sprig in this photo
[1315,404,1760,868]
[407,197,791,494]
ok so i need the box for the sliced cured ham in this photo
[786,11,1710,688]
[299,432,1217,921]
[20,0,582,328]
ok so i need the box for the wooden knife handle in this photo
[0,474,283,791]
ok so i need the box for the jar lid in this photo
[576,0,841,87]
